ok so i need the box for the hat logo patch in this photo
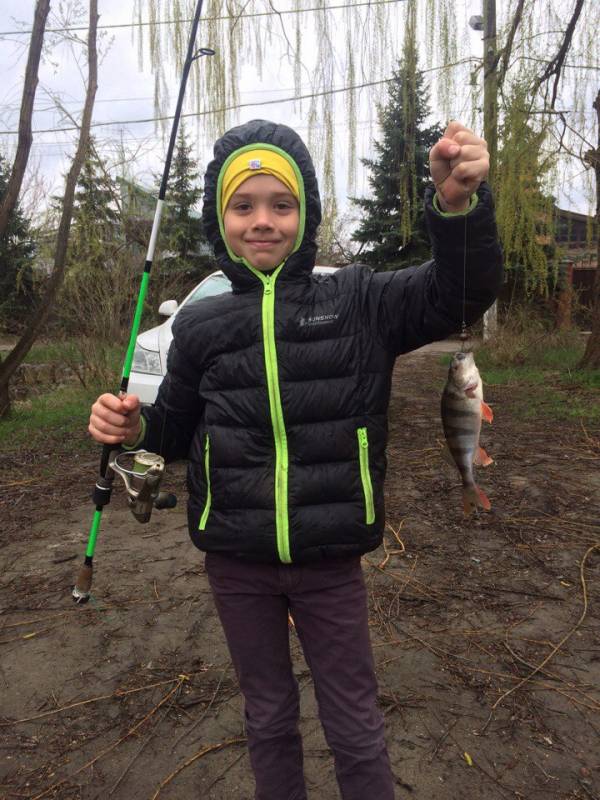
[248,159,262,170]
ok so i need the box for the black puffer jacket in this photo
[142,119,503,564]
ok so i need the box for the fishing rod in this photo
[72,1,215,604]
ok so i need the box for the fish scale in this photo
[441,351,494,515]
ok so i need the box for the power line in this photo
[0,81,325,114]
[23,116,380,151]
[0,59,478,136]
[1,81,391,135]
[0,0,405,37]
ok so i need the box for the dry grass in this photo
[476,306,584,368]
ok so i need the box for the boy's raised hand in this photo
[429,121,489,213]
[89,393,141,446]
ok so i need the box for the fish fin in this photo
[473,446,494,467]
[481,401,494,423]
[462,484,492,515]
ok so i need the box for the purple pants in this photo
[205,552,395,800]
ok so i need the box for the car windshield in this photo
[186,274,232,303]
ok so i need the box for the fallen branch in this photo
[0,624,65,644]
[151,737,247,799]
[1,677,182,726]
[378,521,406,568]
[108,685,182,795]
[170,664,230,753]
[203,750,249,793]
[0,612,69,630]
[368,557,441,603]
[30,675,190,800]
[491,543,600,712]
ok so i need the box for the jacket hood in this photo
[202,119,322,290]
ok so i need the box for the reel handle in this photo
[154,492,177,510]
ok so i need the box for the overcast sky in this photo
[0,1,594,222]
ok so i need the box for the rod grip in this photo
[100,443,115,477]
[72,561,93,604]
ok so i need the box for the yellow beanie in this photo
[221,149,300,212]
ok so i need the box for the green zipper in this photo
[357,427,375,524]
[213,143,304,562]
[198,434,211,530]
[260,271,291,563]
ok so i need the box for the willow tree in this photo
[483,0,597,301]
[494,85,556,297]
[129,0,599,293]
[130,0,463,255]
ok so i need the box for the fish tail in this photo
[462,483,491,516]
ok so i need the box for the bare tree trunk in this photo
[0,0,50,237]
[0,0,99,418]
[579,91,600,369]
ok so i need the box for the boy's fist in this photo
[89,393,141,446]
[429,121,489,213]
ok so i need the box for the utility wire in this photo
[0,81,333,114]
[0,59,478,136]
[0,0,406,36]
[22,118,380,153]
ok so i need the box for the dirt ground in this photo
[1,343,599,800]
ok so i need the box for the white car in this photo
[129,266,338,404]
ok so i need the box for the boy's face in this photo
[223,174,300,271]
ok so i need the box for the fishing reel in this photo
[72,450,177,605]
[93,450,177,524]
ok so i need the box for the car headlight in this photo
[132,344,162,375]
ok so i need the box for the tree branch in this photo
[497,0,525,90]
[531,0,585,109]
[0,0,99,417]
[0,0,50,237]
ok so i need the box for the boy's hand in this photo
[89,393,141,446]
[429,121,489,213]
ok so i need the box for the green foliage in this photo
[20,337,121,387]
[159,122,211,284]
[495,86,556,296]
[351,48,442,270]
[69,139,120,274]
[59,143,138,343]
[474,305,583,367]
[22,340,83,365]
[0,382,101,451]
[131,0,598,265]
[134,0,399,248]
[0,154,37,330]
[0,336,119,450]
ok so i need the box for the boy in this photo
[89,118,502,799]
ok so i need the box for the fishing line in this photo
[460,212,469,352]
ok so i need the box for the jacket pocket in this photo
[356,427,375,524]
[198,434,212,530]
